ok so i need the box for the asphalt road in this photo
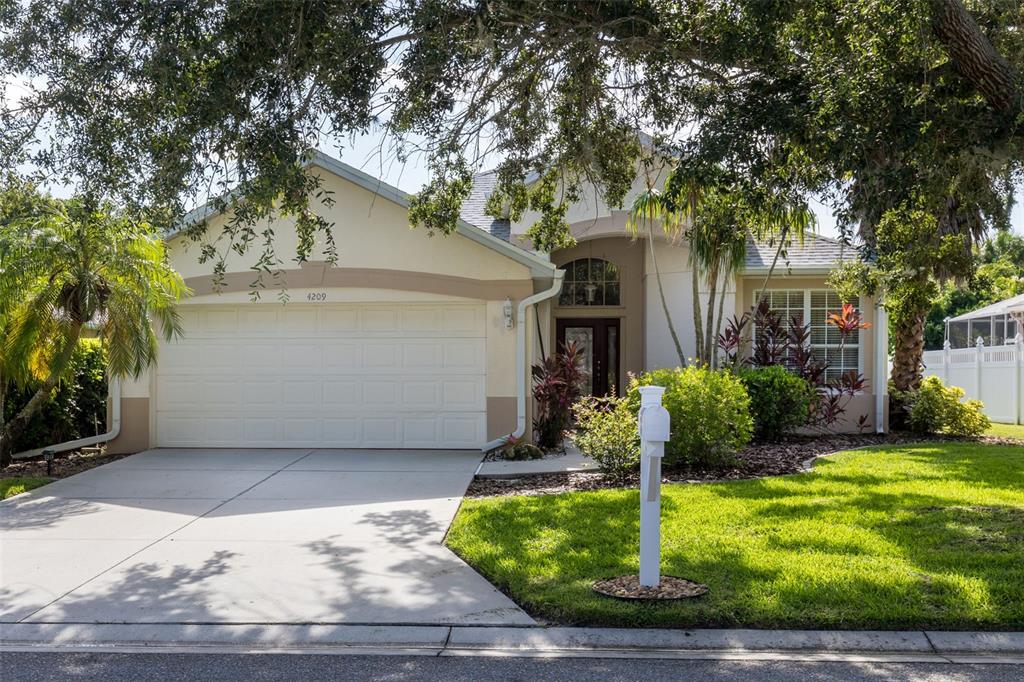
[2,652,1020,681]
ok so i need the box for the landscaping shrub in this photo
[571,396,639,480]
[739,365,814,442]
[719,299,870,430]
[626,366,752,470]
[532,342,584,450]
[897,376,991,437]
[501,436,544,461]
[2,339,107,453]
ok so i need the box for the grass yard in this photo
[447,442,1024,629]
[0,476,51,500]
[988,422,1024,440]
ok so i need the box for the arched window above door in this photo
[558,258,620,306]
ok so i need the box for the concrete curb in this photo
[2,623,1022,662]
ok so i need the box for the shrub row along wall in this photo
[2,339,107,453]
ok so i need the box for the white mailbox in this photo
[637,386,670,587]
[639,403,671,445]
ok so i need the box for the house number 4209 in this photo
[306,292,328,302]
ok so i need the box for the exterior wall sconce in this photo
[503,297,514,330]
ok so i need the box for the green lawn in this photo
[987,422,1024,440]
[0,476,51,500]
[447,442,1024,629]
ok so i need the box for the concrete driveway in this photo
[0,449,532,626]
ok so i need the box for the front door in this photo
[556,318,621,396]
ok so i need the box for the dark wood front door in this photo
[556,318,621,396]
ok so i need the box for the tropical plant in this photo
[571,395,639,481]
[531,341,584,450]
[0,190,187,466]
[828,204,979,391]
[719,299,872,431]
[628,165,815,368]
[626,367,752,470]
[2,340,107,454]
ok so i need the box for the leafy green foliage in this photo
[895,376,991,437]
[447,442,1024,628]
[0,185,186,464]
[0,477,51,500]
[571,396,639,481]
[924,231,1024,349]
[531,342,584,450]
[2,1,1018,277]
[738,365,814,442]
[2,341,106,453]
[626,367,752,470]
[827,203,979,390]
[629,165,815,367]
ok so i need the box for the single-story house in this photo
[105,152,889,454]
[943,293,1024,349]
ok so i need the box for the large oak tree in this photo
[2,0,1021,389]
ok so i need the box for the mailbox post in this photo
[637,386,670,587]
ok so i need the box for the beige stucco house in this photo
[106,152,888,454]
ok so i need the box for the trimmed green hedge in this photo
[2,339,107,453]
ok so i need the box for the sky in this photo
[324,132,1024,240]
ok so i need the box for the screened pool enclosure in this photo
[944,293,1024,348]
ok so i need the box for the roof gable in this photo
[170,151,555,278]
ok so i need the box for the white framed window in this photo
[757,289,862,382]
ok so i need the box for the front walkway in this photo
[0,448,532,626]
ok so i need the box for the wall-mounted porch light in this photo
[503,297,514,330]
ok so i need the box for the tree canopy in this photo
[2,0,1020,267]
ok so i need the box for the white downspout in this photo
[481,270,565,452]
[11,378,122,460]
[874,302,889,434]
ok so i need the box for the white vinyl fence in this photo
[922,336,1024,425]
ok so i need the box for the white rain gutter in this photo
[874,303,889,434]
[12,378,122,460]
[481,270,565,452]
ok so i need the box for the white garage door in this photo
[155,303,487,448]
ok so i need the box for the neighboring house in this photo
[942,293,1024,349]
[105,152,889,454]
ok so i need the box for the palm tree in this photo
[630,167,815,368]
[0,189,187,466]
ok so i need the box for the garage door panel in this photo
[201,309,239,333]
[443,342,485,371]
[362,417,400,446]
[203,380,242,409]
[442,306,484,333]
[242,345,281,369]
[244,418,279,442]
[157,303,487,449]
[401,307,442,332]
[322,343,362,369]
[282,381,320,408]
[322,381,361,406]
[362,308,401,332]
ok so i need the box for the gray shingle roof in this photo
[744,233,850,271]
[460,171,511,241]
[462,169,849,272]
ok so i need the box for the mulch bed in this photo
[0,449,132,481]
[592,575,709,601]
[468,433,1022,498]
